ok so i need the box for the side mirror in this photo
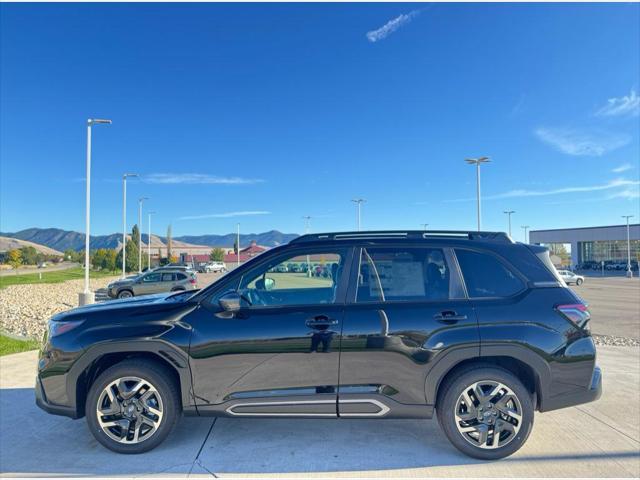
[219,291,241,313]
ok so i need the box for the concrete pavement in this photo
[1,347,638,478]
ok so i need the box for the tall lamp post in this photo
[80,118,111,306]
[521,225,530,244]
[421,223,429,231]
[236,223,241,269]
[147,211,156,269]
[121,173,138,278]
[622,215,634,278]
[503,210,515,237]
[138,197,149,274]
[465,157,490,231]
[351,198,366,231]
[302,216,312,276]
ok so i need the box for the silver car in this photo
[558,270,585,286]
[107,270,198,299]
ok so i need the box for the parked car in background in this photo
[197,262,227,273]
[558,270,584,285]
[107,269,197,299]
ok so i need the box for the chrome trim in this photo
[224,398,391,417]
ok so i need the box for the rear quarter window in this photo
[455,249,525,298]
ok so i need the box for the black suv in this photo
[36,231,601,459]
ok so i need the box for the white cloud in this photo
[535,127,630,156]
[612,163,634,173]
[449,178,640,202]
[607,187,640,200]
[595,89,640,117]
[144,173,263,185]
[178,211,271,221]
[366,10,420,43]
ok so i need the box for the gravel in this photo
[0,276,118,339]
[592,334,640,347]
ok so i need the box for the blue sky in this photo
[1,3,639,242]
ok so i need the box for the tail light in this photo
[556,303,591,328]
[190,278,197,284]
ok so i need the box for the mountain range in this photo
[0,227,300,252]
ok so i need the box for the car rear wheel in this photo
[86,360,180,454]
[437,366,533,460]
[117,290,133,299]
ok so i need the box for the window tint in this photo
[239,250,345,307]
[176,273,187,280]
[455,249,524,298]
[357,248,451,302]
[161,273,175,282]
[143,272,162,283]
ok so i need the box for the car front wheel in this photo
[85,360,180,454]
[117,290,133,299]
[437,366,534,460]
[576,278,583,285]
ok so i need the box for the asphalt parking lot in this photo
[1,347,638,478]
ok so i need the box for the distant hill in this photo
[174,230,299,247]
[0,236,63,256]
[1,228,299,251]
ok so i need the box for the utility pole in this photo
[236,223,241,269]
[138,197,148,274]
[148,211,156,270]
[80,118,111,306]
[521,225,530,244]
[622,215,634,278]
[351,198,366,231]
[421,223,429,231]
[503,210,515,237]
[465,157,490,231]
[121,173,138,278]
[302,216,312,276]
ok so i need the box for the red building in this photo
[223,240,267,264]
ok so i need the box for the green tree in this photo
[102,249,117,272]
[91,249,107,270]
[233,239,239,255]
[7,249,22,270]
[210,248,225,262]
[166,224,173,262]
[19,246,38,265]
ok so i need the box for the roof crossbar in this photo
[290,230,512,244]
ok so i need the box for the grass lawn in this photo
[0,267,117,289]
[0,334,39,356]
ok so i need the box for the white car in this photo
[558,270,584,286]
[199,262,227,273]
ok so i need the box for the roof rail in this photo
[290,230,513,244]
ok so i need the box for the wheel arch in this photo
[69,341,194,418]
[426,344,551,411]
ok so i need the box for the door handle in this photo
[305,315,338,328]
[434,310,467,323]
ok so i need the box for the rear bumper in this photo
[540,366,602,412]
[35,375,79,419]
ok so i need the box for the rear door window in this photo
[356,247,461,302]
[161,273,175,282]
[455,249,524,298]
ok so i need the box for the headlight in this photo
[48,319,84,338]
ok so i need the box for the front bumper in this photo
[35,375,79,419]
[541,366,602,412]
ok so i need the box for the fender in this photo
[65,339,196,416]
[423,343,552,407]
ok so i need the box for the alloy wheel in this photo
[96,376,164,444]
[454,380,522,449]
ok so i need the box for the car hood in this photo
[51,292,179,320]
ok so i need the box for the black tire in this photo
[85,359,181,454]
[436,366,534,460]
[117,289,134,299]
[576,278,583,286]
[171,287,185,292]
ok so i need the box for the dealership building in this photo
[529,223,640,267]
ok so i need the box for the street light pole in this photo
[421,223,429,231]
[302,216,312,234]
[138,197,148,274]
[148,211,156,270]
[80,118,111,306]
[622,215,634,278]
[121,173,138,278]
[521,225,530,243]
[503,210,515,237]
[351,198,366,231]
[465,157,490,231]
[237,223,241,268]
